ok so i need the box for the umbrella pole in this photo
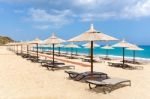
[59,47,60,56]
[106,49,108,58]
[27,45,29,54]
[133,50,135,64]
[13,45,14,52]
[89,49,90,57]
[36,43,38,61]
[123,47,125,67]
[71,47,73,58]
[90,41,93,74]
[66,48,68,54]
[21,45,22,54]
[52,44,55,65]
[17,45,18,54]
[14,45,15,52]
[13,45,15,52]
[76,48,77,55]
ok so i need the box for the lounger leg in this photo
[103,87,107,94]
[89,83,98,89]
[46,66,50,70]
[74,76,85,81]
[89,83,92,89]
[108,86,113,93]
[69,74,78,79]
[129,81,131,86]
[51,67,55,71]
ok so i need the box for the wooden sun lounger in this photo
[122,60,142,65]
[108,62,143,70]
[21,53,30,58]
[26,55,37,60]
[38,59,54,66]
[86,78,131,94]
[108,62,130,68]
[81,57,98,62]
[108,62,123,67]
[101,57,111,60]
[46,64,75,71]
[65,71,108,81]
[65,55,79,59]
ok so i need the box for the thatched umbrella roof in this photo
[68,24,117,42]
[82,42,100,48]
[44,33,65,44]
[29,38,43,44]
[101,45,114,50]
[65,42,79,48]
[55,44,64,48]
[126,44,144,51]
[112,39,133,48]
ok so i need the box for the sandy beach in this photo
[0,46,150,99]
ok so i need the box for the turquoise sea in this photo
[39,45,150,60]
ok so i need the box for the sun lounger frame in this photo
[65,71,108,81]
[87,78,131,94]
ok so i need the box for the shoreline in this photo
[38,47,150,61]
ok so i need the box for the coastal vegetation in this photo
[0,36,14,45]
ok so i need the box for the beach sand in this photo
[0,46,150,99]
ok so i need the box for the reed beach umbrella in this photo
[101,45,114,58]
[29,38,43,60]
[55,43,64,56]
[112,39,134,66]
[82,42,100,56]
[9,42,17,52]
[44,33,65,65]
[23,41,30,54]
[126,44,144,63]
[65,42,80,57]
[20,41,23,54]
[8,42,16,52]
[10,42,20,54]
[13,42,19,54]
[18,40,25,54]
[68,24,118,74]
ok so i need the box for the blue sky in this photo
[0,0,150,45]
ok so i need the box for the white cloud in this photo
[34,25,50,30]
[27,8,74,27]
[2,0,150,24]
[73,0,115,9]
[80,12,116,22]
[0,0,45,3]
[122,0,150,18]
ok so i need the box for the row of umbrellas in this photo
[7,24,144,74]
